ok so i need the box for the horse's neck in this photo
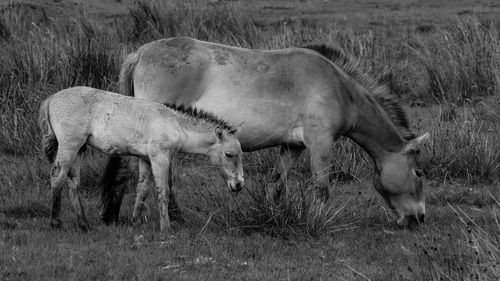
[179,129,214,155]
[347,91,405,169]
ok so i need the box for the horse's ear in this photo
[413,132,430,146]
[233,121,245,134]
[215,126,224,141]
[405,132,430,152]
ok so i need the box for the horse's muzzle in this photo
[398,213,425,227]
[231,182,243,192]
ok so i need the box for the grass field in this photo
[1,0,500,280]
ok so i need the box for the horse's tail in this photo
[119,51,139,97]
[38,97,58,163]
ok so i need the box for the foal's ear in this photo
[405,132,430,152]
[215,126,224,141]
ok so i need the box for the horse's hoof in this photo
[78,223,90,232]
[314,186,329,203]
[265,189,279,203]
[169,211,185,224]
[50,219,62,228]
[100,215,114,225]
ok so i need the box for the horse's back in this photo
[131,37,347,150]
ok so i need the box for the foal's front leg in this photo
[132,159,154,223]
[150,151,172,231]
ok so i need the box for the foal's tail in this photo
[38,97,57,163]
[119,51,139,97]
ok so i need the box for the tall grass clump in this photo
[411,19,499,104]
[183,161,362,238]
[0,7,121,154]
[129,0,263,47]
[421,104,500,183]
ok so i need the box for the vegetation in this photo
[0,0,499,280]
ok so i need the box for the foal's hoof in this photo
[50,219,62,228]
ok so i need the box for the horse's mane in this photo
[164,103,236,134]
[302,44,415,140]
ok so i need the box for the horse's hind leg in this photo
[132,158,153,223]
[267,145,304,202]
[66,153,89,231]
[100,156,139,224]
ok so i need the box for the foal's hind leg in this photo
[50,162,69,228]
[132,158,154,223]
[66,153,90,231]
[50,149,78,228]
[267,145,304,202]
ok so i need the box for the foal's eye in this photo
[225,152,234,158]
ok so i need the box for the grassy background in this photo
[1,0,500,280]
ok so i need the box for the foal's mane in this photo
[164,103,236,134]
[302,44,415,140]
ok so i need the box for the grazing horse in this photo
[39,86,244,231]
[101,37,429,226]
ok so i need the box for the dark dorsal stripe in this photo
[302,44,415,140]
[164,103,236,134]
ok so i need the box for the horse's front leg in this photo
[150,151,172,231]
[167,155,183,223]
[267,145,304,202]
[306,133,333,204]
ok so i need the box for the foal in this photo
[39,86,244,231]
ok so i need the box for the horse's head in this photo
[208,126,244,192]
[373,132,430,227]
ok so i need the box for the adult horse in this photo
[101,37,429,226]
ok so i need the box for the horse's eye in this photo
[225,152,234,158]
[414,169,424,178]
